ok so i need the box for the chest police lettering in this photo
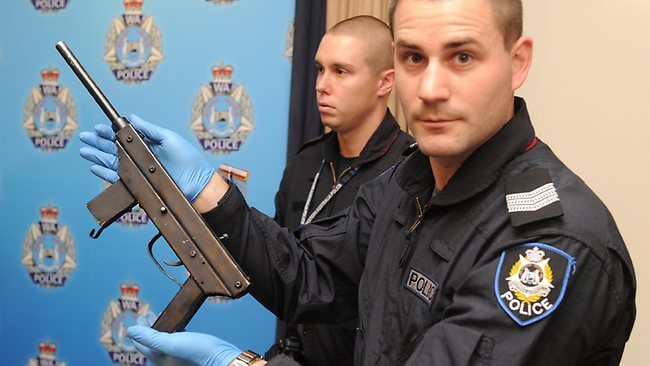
[495,244,574,326]
[405,268,437,306]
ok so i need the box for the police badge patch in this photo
[104,0,163,84]
[190,62,254,154]
[28,341,67,366]
[495,243,575,326]
[31,0,70,13]
[23,68,78,152]
[100,283,150,366]
[21,205,77,288]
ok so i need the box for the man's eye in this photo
[455,52,472,65]
[406,53,423,64]
[337,69,347,75]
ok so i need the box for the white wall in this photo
[519,1,650,362]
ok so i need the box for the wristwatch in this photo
[229,350,263,366]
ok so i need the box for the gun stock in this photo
[56,41,250,332]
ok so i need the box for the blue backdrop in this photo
[0,0,295,364]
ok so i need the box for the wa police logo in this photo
[28,341,67,366]
[32,0,70,13]
[104,0,163,84]
[23,68,78,152]
[495,244,575,326]
[22,205,77,288]
[190,63,254,153]
[100,283,150,366]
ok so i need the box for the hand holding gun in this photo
[55,41,250,333]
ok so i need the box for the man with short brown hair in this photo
[83,0,635,364]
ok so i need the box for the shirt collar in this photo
[396,97,535,206]
[323,109,403,166]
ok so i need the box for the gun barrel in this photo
[55,41,126,130]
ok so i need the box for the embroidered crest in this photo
[505,168,563,227]
[100,283,150,366]
[404,267,438,307]
[104,0,163,84]
[189,62,254,154]
[495,243,575,326]
[28,341,67,366]
[23,67,78,152]
[21,205,77,288]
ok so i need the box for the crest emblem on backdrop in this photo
[27,341,67,366]
[23,68,78,152]
[104,0,163,84]
[22,205,77,288]
[100,283,150,366]
[31,0,70,13]
[190,62,254,154]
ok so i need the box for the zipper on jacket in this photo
[400,197,424,267]
[408,196,424,232]
[328,161,336,185]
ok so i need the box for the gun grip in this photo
[153,276,207,333]
[87,179,137,227]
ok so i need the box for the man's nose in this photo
[418,63,451,103]
[315,72,330,94]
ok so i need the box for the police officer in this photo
[271,16,413,366]
[82,0,636,365]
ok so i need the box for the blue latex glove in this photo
[128,315,241,366]
[79,114,215,202]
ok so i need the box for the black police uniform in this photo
[271,110,414,365]
[205,98,636,365]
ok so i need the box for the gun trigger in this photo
[163,259,183,267]
[148,232,183,288]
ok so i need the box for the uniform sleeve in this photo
[203,177,386,325]
[273,166,289,226]
[404,237,635,366]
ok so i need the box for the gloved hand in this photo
[128,314,242,366]
[79,114,215,202]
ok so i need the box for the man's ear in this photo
[377,68,395,97]
[511,35,533,91]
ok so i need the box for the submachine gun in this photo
[55,41,250,332]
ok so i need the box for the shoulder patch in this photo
[402,142,418,156]
[505,168,563,227]
[494,243,575,326]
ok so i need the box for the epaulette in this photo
[402,142,419,156]
[296,132,332,154]
[504,168,564,227]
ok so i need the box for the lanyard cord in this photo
[300,159,358,226]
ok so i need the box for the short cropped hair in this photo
[388,0,523,49]
[327,15,394,74]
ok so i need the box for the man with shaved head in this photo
[82,0,635,365]
[268,15,412,366]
